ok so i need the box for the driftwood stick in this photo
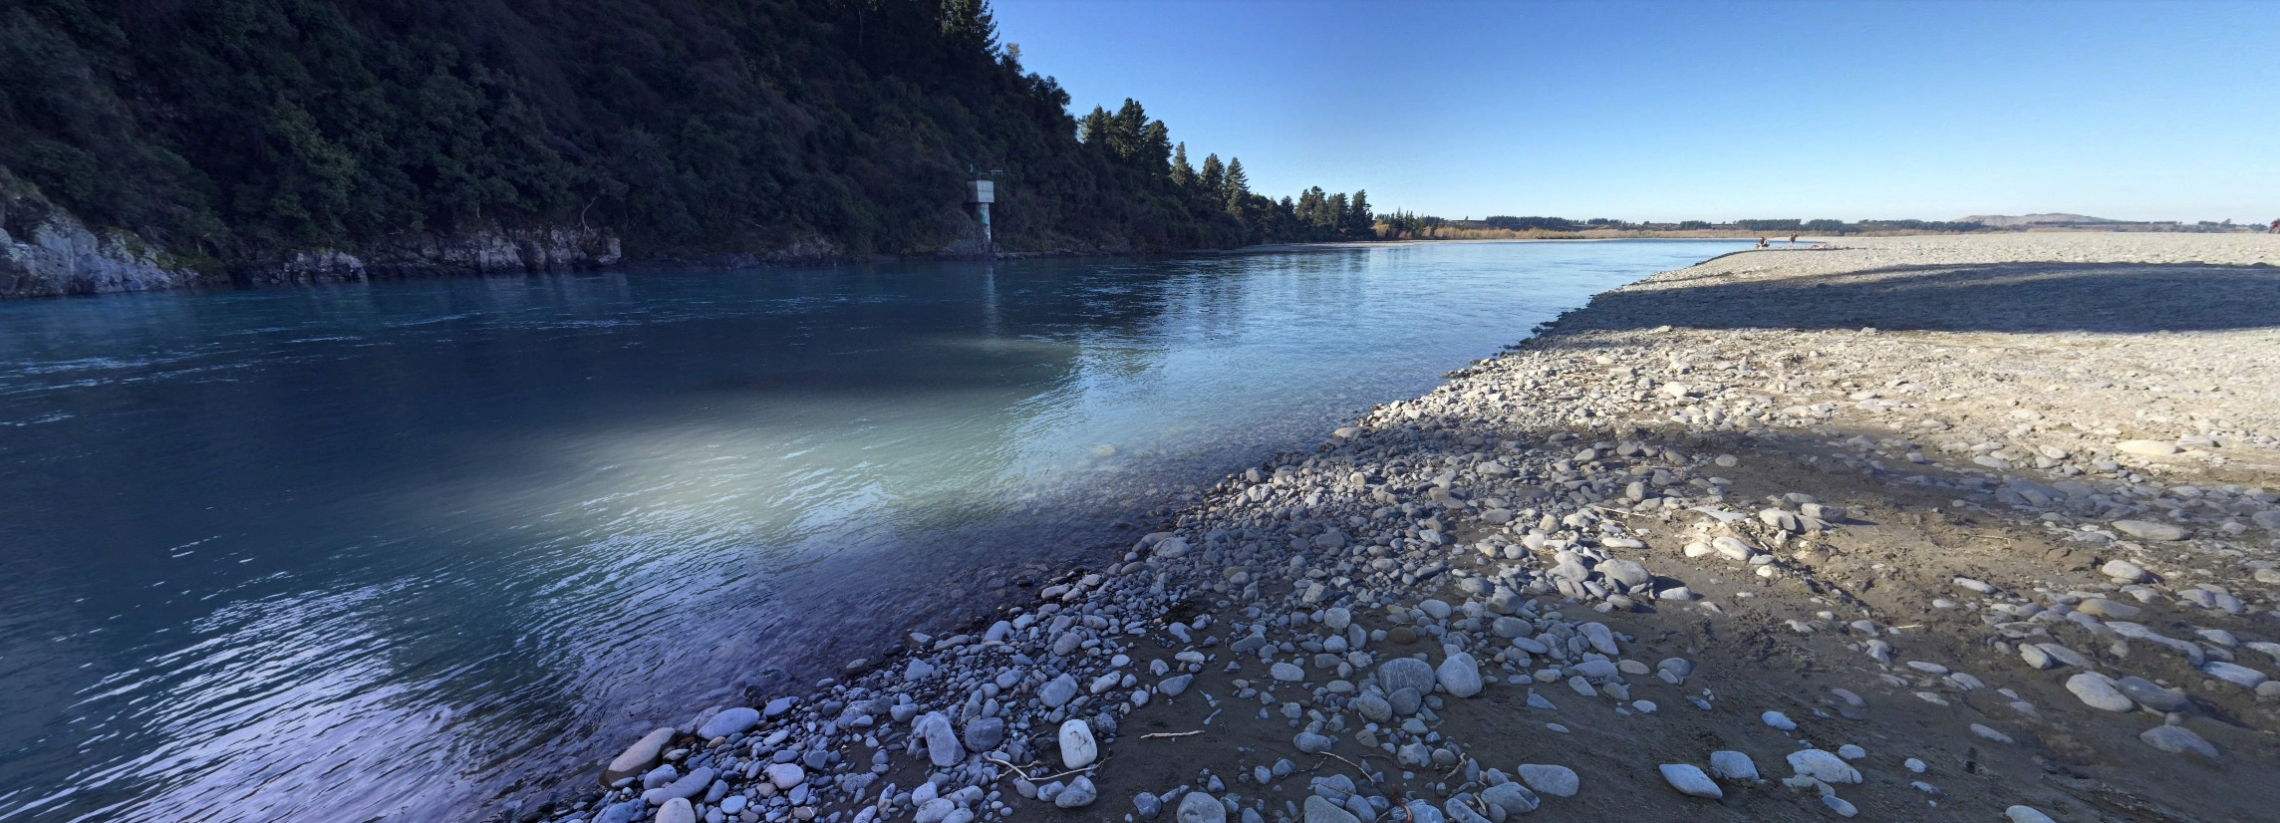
[984,757,1035,782]
[1441,756,1472,782]
[1031,763,1101,782]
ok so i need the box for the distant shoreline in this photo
[1217,236,1821,255]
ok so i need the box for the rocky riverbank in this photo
[516,233,2280,823]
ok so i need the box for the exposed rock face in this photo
[4,184,635,298]
[2,193,200,298]
[232,227,624,285]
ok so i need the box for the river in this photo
[0,240,1742,821]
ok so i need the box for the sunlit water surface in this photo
[0,241,1743,821]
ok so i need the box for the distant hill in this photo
[1957,213,2127,227]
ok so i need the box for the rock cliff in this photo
[1,192,199,297]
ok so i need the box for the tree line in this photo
[1374,215,1998,236]
[0,0,1376,269]
[1071,99,1375,247]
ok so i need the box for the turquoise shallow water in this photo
[0,240,1743,821]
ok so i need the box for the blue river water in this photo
[0,240,1743,821]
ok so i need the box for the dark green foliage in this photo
[0,0,1370,264]
[1480,215,1579,232]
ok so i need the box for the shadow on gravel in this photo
[1566,261,2280,334]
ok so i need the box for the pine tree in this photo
[940,0,999,54]
[1297,186,1325,229]
[1110,99,1149,159]
[1079,107,1114,146]
[1140,121,1171,171]
[1346,190,1374,238]
[1223,157,1249,213]
[1170,143,1194,188]
[1199,154,1225,195]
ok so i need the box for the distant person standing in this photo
[1788,233,1799,245]
[2270,218,2279,233]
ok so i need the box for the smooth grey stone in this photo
[2113,676,2189,712]
[1658,764,1721,798]
[915,798,958,823]
[1438,653,1484,698]
[1135,792,1163,820]
[1404,800,1445,823]
[1708,751,1758,780]
[1785,749,1860,784]
[962,717,1006,752]
[1389,687,1422,716]
[2066,673,2136,712]
[1442,795,1490,823]
[2202,661,2269,689]
[2112,520,2186,541]
[1478,781,1540,816]
[1040,673,1081,708]
[2007,806,2058,823]
[1294,732,1334,753]
[1569,660,1618,680]
[1178,792,1228,823]
[915,712,962,767]
[698,707,760,739]
[1516,763,1577,797]
[640,764,679,790]
[1490,617,1531,638]
[593,800,647,823]
[1578,623,1618,655]
[642,767,716,804]
[1354,693,1392,722]
[1599,559,1650,588]
[1161,674,1195,697]
[1378,657,1437,695]
[1304,795,1360,823]
[1059,718,1099,768]
[602,727,677,786]
[653,798,696,823]
[1055,776,1100,808]
[2139,725,2219,758]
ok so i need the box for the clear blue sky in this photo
[990,0,2279,223]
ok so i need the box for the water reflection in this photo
[0,241,1745,821]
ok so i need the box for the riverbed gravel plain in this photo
[521,233,2280,823]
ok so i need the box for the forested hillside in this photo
[0,0,1371,282]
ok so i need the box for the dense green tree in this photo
[0,0,1375,265]
[1345,190,1374,238]
[1198,154,1225,196]
[1222,157,1249,213]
